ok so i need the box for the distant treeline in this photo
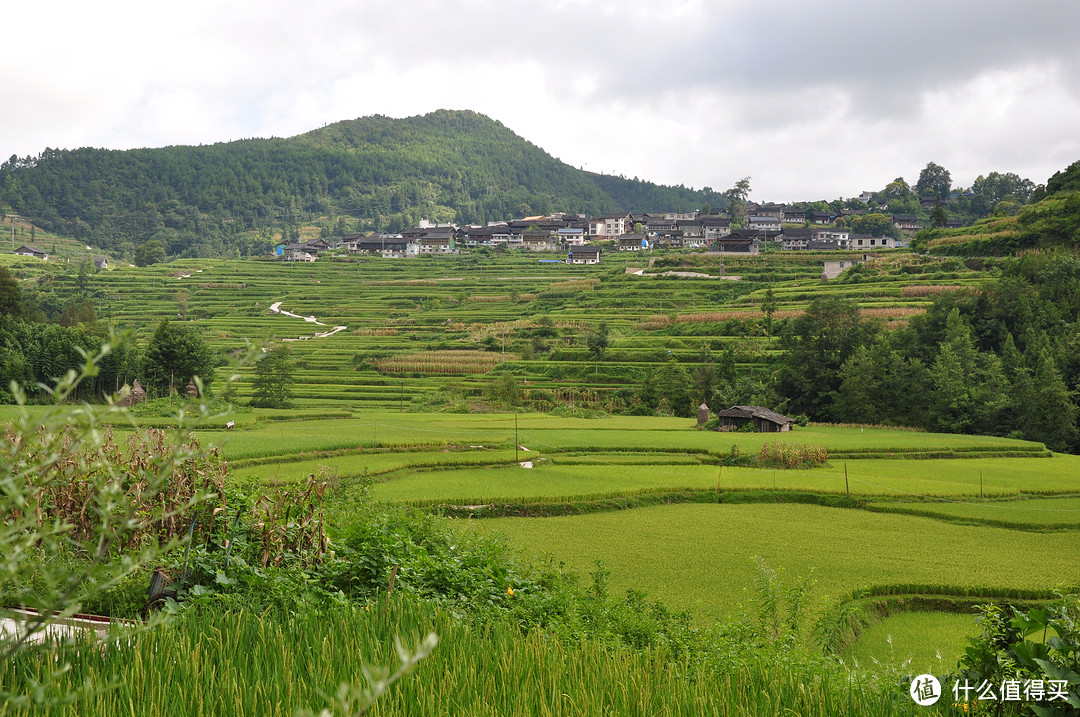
[916,160,1080,255]
[774,250,1080,452]
[0,110,726,260]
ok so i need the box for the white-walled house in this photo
[588,213,631,238]
[568,247,601,264]
[14,245,48,260]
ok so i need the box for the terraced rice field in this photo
[461,503,1080,621]
[178,403,1080,670]
[8,250,1067,671]
[10,250,992,411]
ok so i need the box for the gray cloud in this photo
[2,0,1078,201]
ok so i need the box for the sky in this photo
[4,0,1079,203]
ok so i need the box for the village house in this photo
[303,238,332,252]
[521,230,556,252]
[812,227,850,248]
[344,233,411,257]
[781,227,812,251]
[713,406,794,433]
[701,216,732,240]
[748,216,782,232]
[588,213,631,238]
[652,230,685,248]
[14,245,48,260]
[646,216,677,234]
[617,234,649,251]
[822,254,872,280]
[781,206,806,223]
[807,210,838,225]
[850,234,895,249]
[677,219,704,239]
[280,243,317,262]
[416,228,457,254]
[893,214,921,231]
[568,246,601,264]
[749,204,784,218]
[92,256,109,270]
[716,231,760,254]
[557,227,587,246]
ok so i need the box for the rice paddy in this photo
[6,251,1073,712]
[0,601,937,717]
[842,612,979,674]
[460,503,1080,622]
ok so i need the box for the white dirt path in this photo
[269,301,348,341]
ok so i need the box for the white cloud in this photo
[2,0,1078,201]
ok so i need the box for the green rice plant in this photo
[0,601,943,716]
[464,503,1080,623]
[841,611,977,674]
[866,496,1080,530]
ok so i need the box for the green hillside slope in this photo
[0,110,723,260]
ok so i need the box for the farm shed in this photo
[714,406,794,433]
[14,244,48,260]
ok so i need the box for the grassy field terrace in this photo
[6,247,1062,690]
[5,249,996,411]
[177,410,1080,660]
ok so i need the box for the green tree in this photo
[930,202,948,228]
[654,360,693,417]
[250,344,295,408]
[142,319,216,396]
[778,297,876,419]
[725,177,751,227]
[586,321,610,374]
[881,177,911,200]
[1023,348,1079,452]
[0,266,21,317]
[915,161,951,199]
[486,373,523,408]
[134,239,166,267]
[760,288,777,336]
[848,213,897,237]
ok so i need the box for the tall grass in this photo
[759,441,828,468]
[0,600,935,716]
[374,350,513,375]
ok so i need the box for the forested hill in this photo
[587,172,728,214]
[0,110,724,259]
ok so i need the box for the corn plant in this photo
[250,473,330,569]
[0,333,250,707]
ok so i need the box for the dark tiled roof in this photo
[714,405,793,425]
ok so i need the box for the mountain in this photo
[0,110,727,259]
[587,172,727,214]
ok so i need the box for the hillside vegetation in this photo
[0,110,725,260]
[919,159,1080,255]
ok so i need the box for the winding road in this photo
[269,301,347,341]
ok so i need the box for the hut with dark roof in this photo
[713,406,794,433]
